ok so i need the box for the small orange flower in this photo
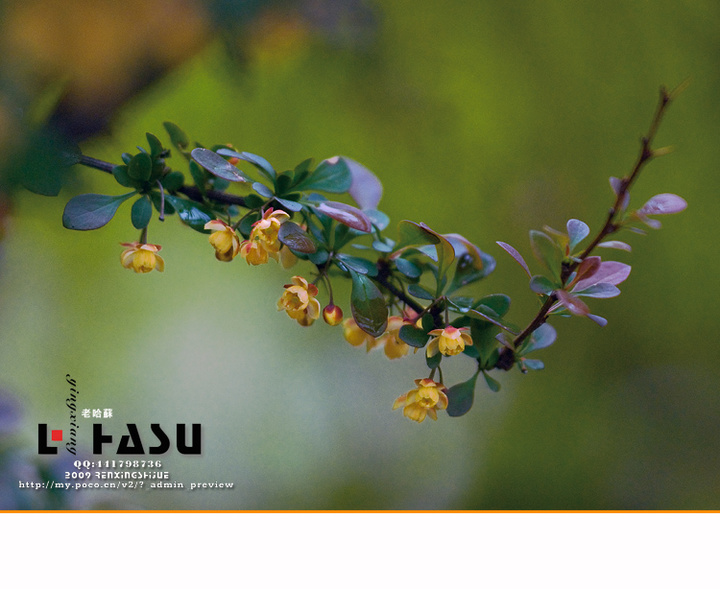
[277,276,321,326]
[378,316,410,360]
[392,378,449,423]
[426,326,472,357]
[323,304,344,326]
[120,242,164,274]
[204,220,241,261]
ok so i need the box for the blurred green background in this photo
[0,0,718,509]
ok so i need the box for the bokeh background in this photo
[0,0,717,509]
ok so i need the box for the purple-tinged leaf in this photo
[609,177,630,211]
[496,241,531,278]
[573,283,621,299]
[609,176,625,195]
[191,148,248,183]
[588,314,608,327]
[638,193,687,216]
[555,290,590,316]
[597,240,632,252]
[341,158,382,210]
[567,219,590,250]
[316,201,372,233]
[522,323,557,354]
[572,256,601,285]
[573,261,631,291]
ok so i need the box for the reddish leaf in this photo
[316,201,372,233]
[638,193,687,216]
[343,158,382,210]
[496,241,531,278]
[572,256,601,285]
[597,240,632,252]
[573,261,631,291]
[555,290,590,316]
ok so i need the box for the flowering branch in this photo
[36,89,688,423]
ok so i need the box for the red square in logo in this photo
[51,429,63,442]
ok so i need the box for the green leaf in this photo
[407,283,435,300]
[163,121,189,150]
[529,275,557,295]
[398,324,429,348]
[365,209,390,231]
[217,148,277,182]
[294,157,352,193]
[161,170,185,193]
[426,351,442,369]
[394,257,422,279]
[336,254,378,276]
[446,373,479,417]
[164,194,214,233]
[62,192,135,230]
[17,130,81,196]
[131,196,152,230]
[349,270,388,337]
[475,294,511,318]
[462,307,519,335]
[394,220,455,279]
[482,371,501,392]
[127,152,153,182]
[252,182,274,199]
[112,165,134,188]
[278,221,316,254]
[530,230,563,281]
[293,158,314,185]
[272,197,304,213]
[191,148,248,183]
[146,133,164,158]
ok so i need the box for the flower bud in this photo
[323,304,344,326]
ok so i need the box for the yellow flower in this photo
[239,208,290,265]
[323,304,344,326]
[252,208,289,254]
[378,316,410,360]
[120,242,164,274]
[239,239,269,265]
[204,220,241,262]
[277,276,321,326]
[342,318,378,350]
[426,326,472,357]
[392,378,449,423]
